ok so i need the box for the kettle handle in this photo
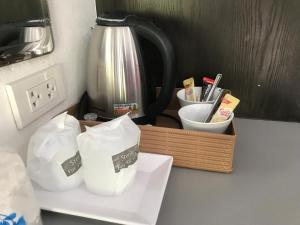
[129,17,176,119]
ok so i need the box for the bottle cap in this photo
[83,113,98,121]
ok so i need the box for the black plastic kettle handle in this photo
[128,17,176,118]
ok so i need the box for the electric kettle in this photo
[86,13,175,124]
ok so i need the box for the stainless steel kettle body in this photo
[87,25,144,119]
[87,14,175,123]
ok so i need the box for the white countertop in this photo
[41,118,300,225]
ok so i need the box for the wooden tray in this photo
[79,118,236,173]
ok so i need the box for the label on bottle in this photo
[61,151,82,177]
[112,145,139,173]
[113,103,138,115]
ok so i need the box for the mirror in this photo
[0,0,54,67]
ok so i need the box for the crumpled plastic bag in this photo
[0,152,42,225]
[77,114,140,196]
[27,112,82,191]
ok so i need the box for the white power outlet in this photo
[6,65,66,129]
[27,78,58,112]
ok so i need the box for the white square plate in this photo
[33,153,173,225]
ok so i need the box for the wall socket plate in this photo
[6,65,66,129]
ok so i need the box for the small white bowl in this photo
[177,87,222,107]
[178,104,234,134]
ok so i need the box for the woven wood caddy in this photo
[79,109,236,173]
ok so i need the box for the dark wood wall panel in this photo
[96,0,300,122]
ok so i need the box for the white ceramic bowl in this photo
[178,103,234,134]
[177,87,222,107]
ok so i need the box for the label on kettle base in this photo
[113,103,138,115]
[112,144,139,173]
[61,151,82,177]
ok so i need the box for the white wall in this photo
[0,0,97,160]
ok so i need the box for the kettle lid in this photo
[96,12,133,27]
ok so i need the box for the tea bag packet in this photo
[0,152,42,225]
[27,112,83,191]
[210,94,240,123]
[77,114,141,196]
[183,77,196,101]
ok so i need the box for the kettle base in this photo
[76,92,156,125]
[89,114,154,125]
